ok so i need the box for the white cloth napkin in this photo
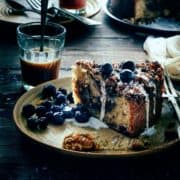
[143,35,180,79]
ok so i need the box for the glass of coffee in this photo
[60,0,87,15]
[17,22,66,90]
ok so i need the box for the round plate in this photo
[0,0,101,25]
[102,0,180,35]
[13,77,179,158]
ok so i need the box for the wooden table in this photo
[0,7,180,180]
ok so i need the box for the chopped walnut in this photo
[128,139,147,151]
[63,133,99,151]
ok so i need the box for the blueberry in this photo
[45,111,55,123]
[67,92,74,103]
[63,110,74,119]
[72,104,87,113]
[55,91,62,97]
[38,117,48,129]
[22,104,35,118]
[74,111,90,123]
[42,84,56,98]
[58,87,67,95]
[27,117,39,130]
[53,112,65,125]
[100,63,113,78]
[51,104,65,113]
[55,94,66,105]
[122,60,135,72]
[36,105,47,117]
[41,100,52,110]
[120,69,135,83]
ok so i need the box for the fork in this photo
[163,66,180,138]
[26,0,102,26]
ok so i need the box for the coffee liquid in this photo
[20,58,60,86]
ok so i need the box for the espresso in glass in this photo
[17,22,66,90]
[20,48,61,87]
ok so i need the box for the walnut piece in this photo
[63,133,98,151]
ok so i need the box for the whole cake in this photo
[72,60,164,136]
[109,0,180,23]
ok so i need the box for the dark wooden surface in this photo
[0,7,180,180]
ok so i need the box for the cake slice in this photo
[72,60,164,137]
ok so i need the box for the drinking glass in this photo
[17,22,66,90]
[60,0,87,15]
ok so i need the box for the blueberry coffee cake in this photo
[72,60,164,136]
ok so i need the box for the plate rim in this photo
[102,0,180,35]
[13,77,180,158]
[0,0,101,25]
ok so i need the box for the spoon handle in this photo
[40,0,48,52]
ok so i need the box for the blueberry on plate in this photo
[22,104,35,118]
[55,93,66,105]
[51,104,65,113]
[63,110,74,119]
[55,91,62,98]
[72,104,87,113]
[120,69,135,83]
[27,117,39,130]
[36,105,47,117]
[45,111,55,123]
[41,100,52,110]
[121,60,135,72]
[100,63,113,78]
[74,111,90,123]
[53,112,65,125]
[38,117,48,129]
[42,84,56,98]
[58,87,67,95]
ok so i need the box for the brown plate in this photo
[0,0,101,25]
[13,77,179,158]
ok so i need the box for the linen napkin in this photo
[143,35,180,80]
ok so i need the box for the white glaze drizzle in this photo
[153,84,156,115]
[138,84,150,129]
[66,117,108,130]
[100,80,106,121]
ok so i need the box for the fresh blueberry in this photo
[53,112,65,125]
[55,91,62,97]
[38,117,48,129]
[55,93,66,105]
[120,69,135,83]
[45,111,55,123]
[22,104,35,118]
[72,104,87,113]
[27,117,39,130]
[42,84,56,98]
[36,105,47,117]
[67,92,74,104]
[41,100,52,110]
[100,63,113,78]
[51,104,64,113]
[63,110,74,119]
[58,87,67,95]
[121,60,135,72]
[74,111,90,123]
